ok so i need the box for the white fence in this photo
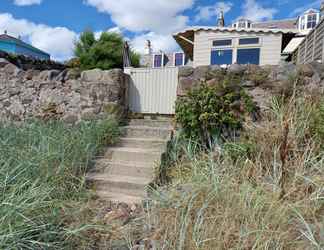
[125,67,179,115]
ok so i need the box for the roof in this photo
[173,26,299,60]
[0,34,50,57]
[251,18,297,30]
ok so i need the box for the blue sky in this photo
[0,0,321,61]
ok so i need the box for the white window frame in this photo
[173,52,185,67]
[212,39,233,48]
[299,12,320,32]
[152,53,164,68]
[238,37,262,47]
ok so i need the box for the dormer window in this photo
[298,9,320,32]
[232,19,252,29]
[307,14,317,29]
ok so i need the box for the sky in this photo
[0,0,322,61]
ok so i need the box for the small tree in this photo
[74,30,140,70]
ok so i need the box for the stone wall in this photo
[177,62,324,110]
[0,58,128,123]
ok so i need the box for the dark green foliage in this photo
[223,141,256,161]
[0,118,119,249]
[74,30,140,70]
[175,77,256,145]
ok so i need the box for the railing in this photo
[297,18,324,64]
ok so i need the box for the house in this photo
[0,31,50,60]
[173,5,324,67]
[140,40,191,68]
[138,2,324,68]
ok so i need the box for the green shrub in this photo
[74,30,140,70]
[175,78,257,146]
[0,118,119,249]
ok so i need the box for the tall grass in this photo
[146,94,324,249]
[0,119,119,249]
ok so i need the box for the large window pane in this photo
[175,52,184,66]
[307,14,317,29]
[211,49,233,65]
[239,38,259,45]
[213,39,232,47]
[237,48,260,65]
[154,54,162,68]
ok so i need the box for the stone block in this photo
[81,69,103,82]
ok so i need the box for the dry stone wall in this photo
[177,62,324,110]
[0,58,128,123]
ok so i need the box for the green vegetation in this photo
[74,30,140,70]
[0,119,119,249]
[175,77,257,146]
[146,90,324,249]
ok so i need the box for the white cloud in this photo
[195,2,233,22]
[241,0,277,22]
[13,0,42,6]
[0,13,77,61]
[84,0,194,33]
[130,32,179,54]
[291,0,321,17]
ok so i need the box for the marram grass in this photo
[0,118,119,249]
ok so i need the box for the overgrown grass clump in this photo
[148,94,324,249]
[0,119,119,249]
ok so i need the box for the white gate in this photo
[125,67,178,114]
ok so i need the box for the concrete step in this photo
[95,190,143,204]
[121,126,171,140]
[95,159,154,178]
[87,173,151,197]
[128,119,173,128]
[104,147,162,163]
[116,137,167,150]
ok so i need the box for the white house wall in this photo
[193,30,283,66]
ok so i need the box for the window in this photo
[211,49,233,65]
[213,39,232,47]
[153,54,163,68]
[237,48,260,65]
[238,22,246,28]
[239,38,259,45]
[174,52,185,66]
[307,14,317,29]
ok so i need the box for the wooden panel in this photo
[125,67,178,114]
[297,19,324,64]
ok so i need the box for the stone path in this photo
[87,119,172,204]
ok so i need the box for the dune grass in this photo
[0,118,119,249]
[146,93,324,249]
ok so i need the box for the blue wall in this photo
[15,44,50,60]
[0,41,50,60]
[0,41,16,54]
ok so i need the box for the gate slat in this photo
[126,67,178,115]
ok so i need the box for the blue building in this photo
[0,32,50,60]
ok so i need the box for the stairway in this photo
[87,119,172,204]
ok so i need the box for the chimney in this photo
[145,40,152,55]
[217,11,225,27]
[4,30,7,35]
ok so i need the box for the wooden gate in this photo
[125,67,179,115]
